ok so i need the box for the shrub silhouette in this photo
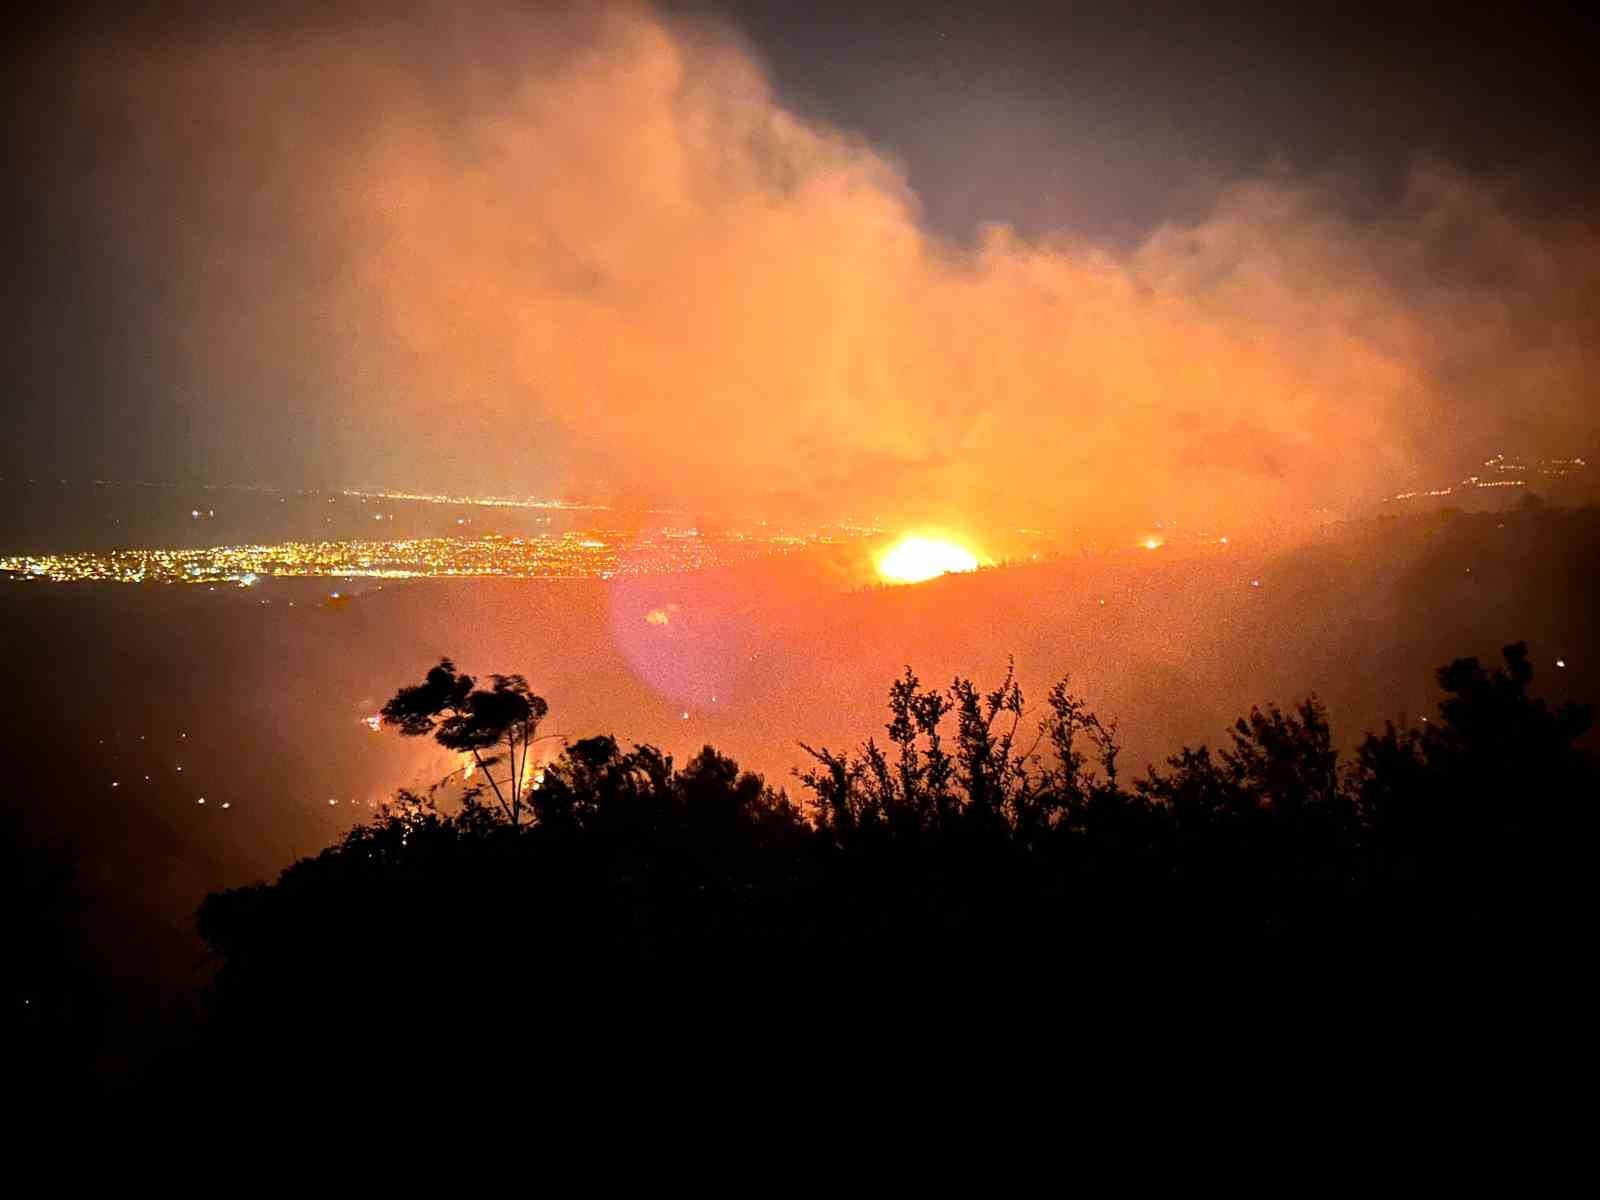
[2,806,101,1100]
[180,643,1593,1100]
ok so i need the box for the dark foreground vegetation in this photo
[8,642,1595,1104]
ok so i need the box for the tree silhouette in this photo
[172,643,1595,1106]
[380,658,553,824]
[1349,641,1595,963]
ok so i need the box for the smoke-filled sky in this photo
[4,1,1597,533]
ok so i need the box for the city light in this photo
[0,527,868,585]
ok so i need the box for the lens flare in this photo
[876,536,981,585]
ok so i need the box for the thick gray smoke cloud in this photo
[20,1,1599,533]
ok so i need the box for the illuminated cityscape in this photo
[337,487,619,512]
[7,450,1590,587]
[1386,454,1589,503]
[0,527,868,585]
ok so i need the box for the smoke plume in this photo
[16,1,1598,533]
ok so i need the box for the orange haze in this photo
[47,1,1600,535]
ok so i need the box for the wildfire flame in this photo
[875,535,981,585]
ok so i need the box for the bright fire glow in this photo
[645,604,680,627]
[876,535,981,585]
[1142,536,1165,551]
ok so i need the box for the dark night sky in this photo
[3,1,1596,512]
[688,1,1598,238]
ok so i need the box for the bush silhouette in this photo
[175,643,1593,1101]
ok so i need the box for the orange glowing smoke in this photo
[58,3,1600,532]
